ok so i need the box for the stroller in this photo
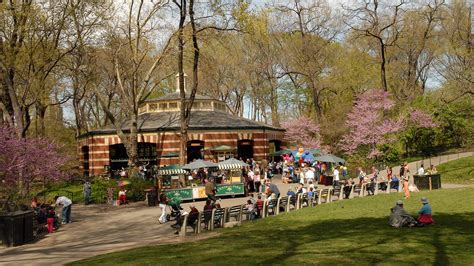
[166,198,183,222]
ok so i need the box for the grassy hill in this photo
[71,187,474,265]
[437,156,474,184]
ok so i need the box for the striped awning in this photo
[158,164,187,175]
[218,158,249,170]
[219,163,245,170]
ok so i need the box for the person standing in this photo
[403,170,411,199]
[54,195,72,224]
[247,169,255,193]
[418,164,425,175]
[305,167,315,184]
[83,181,92,205]
[253,171,261,194]
[205,178,217,202]
[333,166,340,187]
[158,193,168,224]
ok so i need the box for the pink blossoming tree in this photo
[340,89,403,158]
[281,116,321,149]
[0,126,69,209]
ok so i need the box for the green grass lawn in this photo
[71,187,474,265]
[437,156,474,184]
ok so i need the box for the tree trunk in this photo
[126,113,139,167]
[176,0,187,165]
[379,41,388,92]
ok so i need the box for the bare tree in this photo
[95,0,172,167]
[344,0,406,92]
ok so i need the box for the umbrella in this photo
[118,180,131,187]
[182,159,218,170]
[158,164,187,175]
[302,151,315,162]
[159,152,179,158]
[218,157,249,169]
[313,154,346,164]
[308,149,322,156]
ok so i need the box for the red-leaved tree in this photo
[340,89,403,158]
[0,126,69,209]
[281,116,321,149]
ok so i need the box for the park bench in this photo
[350,184,363,198]
[210,208,226,230]
[262,198,278,217]
[331,186,343,202]
[276,196,289,214]
[225,205,243,224]
[388,180,402,193]
[197,209,213,233]
[287,195,297,211]
[178,211,200,237]
[318,188,331,204]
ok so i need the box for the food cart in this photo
[158,158,248,201]
[215,158,248,197]
[157,165,194,201]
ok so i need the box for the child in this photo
[118,187,127,205]
[308,187,315,199]
[246,199,256,220]
[47,206,56,233]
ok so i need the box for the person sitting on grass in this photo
[417,197,434,226]
[389,200,417,228]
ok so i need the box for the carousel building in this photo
[78,77,285,176]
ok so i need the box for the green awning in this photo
[210,145,236,151]
[159,152,179,158]
[158,164,187,175]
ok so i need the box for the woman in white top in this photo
[333,167,340,187]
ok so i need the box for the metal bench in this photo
[318,188,331,204]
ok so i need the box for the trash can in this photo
[414,174,441,190]
[0,211,34,247]
[23,211,34,243]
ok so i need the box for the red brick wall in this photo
[79,130,284,175]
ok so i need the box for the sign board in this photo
[164,188,193,201]
[192,187,207,199]
[216,184,245,196]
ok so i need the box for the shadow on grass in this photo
[71,211,474,265]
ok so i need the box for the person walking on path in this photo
[158,193,168,224]
[205,178,217,202]
[54,195,72,224]
[253,171,261,194]
[83,181,92,205]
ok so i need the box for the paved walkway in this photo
[377,151,474,186]
[1,151,472,265]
